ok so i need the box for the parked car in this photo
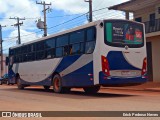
[0,74,9,85]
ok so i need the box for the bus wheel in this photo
[43,86,50,90]
[53,74,68,93]
[83,86,100,94]
[17,77,24,90]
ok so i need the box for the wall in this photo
[147,36,160,82]
[134,3,160,22]
[0,55,8,77]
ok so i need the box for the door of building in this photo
[146,42,153,81]
[135,17,142,22]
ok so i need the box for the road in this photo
[0,85,160,120]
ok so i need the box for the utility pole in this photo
[85,0,92,22]
[36,1,51,37]
[10,17,25,44]
[0,25,6,77]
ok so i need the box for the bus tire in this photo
[43,86,50,90]
[17,77,24,90]
[52,74,66,93]
[83,86,100,94]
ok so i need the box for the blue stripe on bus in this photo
[54,55,81,73]
[107,51,140,70]
[61,61,94,87]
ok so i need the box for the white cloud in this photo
[45,0,129,14]
[0,0,130,31]
[0,0,41,31]
[8,29,42,44]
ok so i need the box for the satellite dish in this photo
[37,20,44,29]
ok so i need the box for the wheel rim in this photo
[54,77,60,91]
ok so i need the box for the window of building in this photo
[158,7,160,14]
[135,17,142,22]
[150,13,155,26]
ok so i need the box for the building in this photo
[0,55,8,77]
[109,0,160,82]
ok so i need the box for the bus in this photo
[8,19,147,94]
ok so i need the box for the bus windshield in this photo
[104,20,144,48]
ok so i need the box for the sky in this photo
[0,0,129,54]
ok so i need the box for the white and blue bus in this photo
[8,19,147,93]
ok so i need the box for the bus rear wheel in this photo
[83,86,100,94]
[17,77,24,90]
[52,74,70,93]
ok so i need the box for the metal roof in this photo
[109,0,160,12]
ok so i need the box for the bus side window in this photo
[85,27,96,54]
[63,45,69,56]
[69,45,72,55]
[36,51,45,60]
[46,48,55,59]
[70,44,80,55]
[87,28,95,41]
[56,47,63,57]
[85,41,95,54]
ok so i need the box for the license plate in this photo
[121,71,132,76]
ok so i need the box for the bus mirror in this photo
[99,22,104,28]
[6,57,9,66]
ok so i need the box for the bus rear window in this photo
[104,20,144,48]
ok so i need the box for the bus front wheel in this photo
[83,86,100,94]
[17,77,24,90]
[52,74,70,93]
